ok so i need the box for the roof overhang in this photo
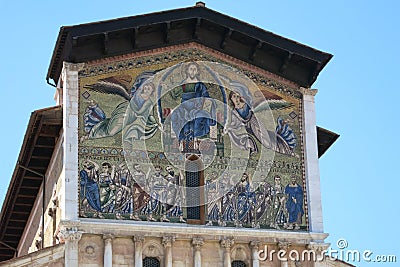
[47,4,332,87]
[0,106,62,262]
[317,126,339,158]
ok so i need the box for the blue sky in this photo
[1,1,399,266]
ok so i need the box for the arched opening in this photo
[185,154,205,224]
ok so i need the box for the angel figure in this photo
[81,71,159,142]
[224,79,297,156]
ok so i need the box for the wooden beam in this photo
[42,121,62,126]
[31,155,52,160]
[3,233,20,237]
[164,21,171,44]
[220,28,232,49]
[11,211,30,215]
[103,32,109,55]
[15,194,36,199]
[279,52,293,74]
[249,41,262,61]
[132,27,139,49]
[72,36,78,46]
[14,202,33,207]
[23,175,43,180]
[34,144,55,149]
[8,218,27,223]
[20,185,40,190]
[308,61,322,85]
[25,166,46,171]
[193,18,201,39]
[37,132,57,138]
[4,226,24,230]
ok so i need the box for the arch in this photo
[143,240,164,266]
[231,244,251,266]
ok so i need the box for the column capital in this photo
[249,241,261,250]
[220,237,234,249]
[103,234,114,242]
[133,235,145,243]
[57,227,83,243]
[278,241,291,251]
[300,87,318,96]
[192,237,204,249]
[307,242,330,252]
[62,62,86,73]
[162,236,176,248]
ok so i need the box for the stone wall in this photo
[0,244,64,267]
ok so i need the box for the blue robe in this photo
[285,184,304,224]
[170,82,216,144]
[80,170,102,212]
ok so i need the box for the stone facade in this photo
[0,4,348,267]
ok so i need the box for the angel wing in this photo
[253,88,293,111]
[253,100,293,113]
[83,75,132,100]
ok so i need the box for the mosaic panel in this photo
[78,46,307,230]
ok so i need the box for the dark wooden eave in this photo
[47,4,332,87]
[317,126,339,158]
[0,106,62,262]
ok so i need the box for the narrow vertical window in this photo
[143,257,160,267]
[185,155,205,224]
[232,260,247,267]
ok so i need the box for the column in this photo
[61,62,85,221]
[134,235,144,267]
[250,241,261,267]
[192,237,204,267]
[220,238,234,267]
[301,87,324,233]
[58,228,82,267]
[162,236,175,267]
[278,242,290,267]
[307,243,330,267]
[104,234,114,267]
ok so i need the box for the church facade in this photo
[0,2,349,267]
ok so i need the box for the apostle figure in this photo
[79,160,104,218]
[284,176,304,230]
[142,165,165,222]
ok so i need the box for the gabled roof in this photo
[0,106,62,262]
[47,3,332,87]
